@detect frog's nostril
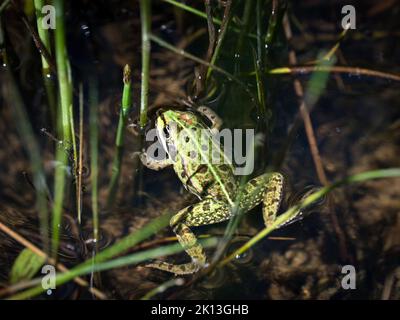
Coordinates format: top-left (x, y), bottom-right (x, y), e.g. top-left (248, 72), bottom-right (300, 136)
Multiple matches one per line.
top-left (156, 108), bottom-right (165, 117)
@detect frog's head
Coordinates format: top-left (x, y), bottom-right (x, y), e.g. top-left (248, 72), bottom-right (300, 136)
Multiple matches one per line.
top-left (155, 109), bottom-right (200, 149)
top-left (156, 110), bottom-right (199, 141)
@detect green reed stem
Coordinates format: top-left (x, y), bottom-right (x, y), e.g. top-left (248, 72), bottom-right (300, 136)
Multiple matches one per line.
top-left (67, 61), bottom-right (78, 172)
top-left (140, 0), bottom-right (151, 129)
top-left (163, 0), bottom-right (257, 39)
top-left (1, 17), bottom-right (49, 254)
top-left (254, 0), bottom-right (266, 120)
top-left (163, 0), bottom-right (220, 24)
top-left (206, 0), bottom-right (232, 81)
top-left (33, 0), bottom-right (51, 69)
top-left (89, 78), bottom-right (99, 242)
top-left (265, 0), bottom-right (280, 47)
top-left (236, 0), bottom-right (253, 54)
top-left (52, 146), bottom-right (67, 258)
top-left (0, 0), bottom-right (11, 13)
top-left (33, 0), bottom-right (57, 126)
top-left (149, 34), bottom-right (258, 106)
top-left (256, 0), bottom-right (264, 69)
top-left (52, 0), bottom-right (73, 258)
top-left (77, 83), bottom-right (84, 223)
top-left (253, 49), bottom-right (267, 118)
top-left (107, 65), bottom-right (133, 207)
top-left (53, 0), bottom-right (71, 143)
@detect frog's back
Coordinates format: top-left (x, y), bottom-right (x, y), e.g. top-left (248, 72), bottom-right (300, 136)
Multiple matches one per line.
top-left (171, 115), bottom-right (237, 202)
top-left (175, 158), bottom-right (237, 200)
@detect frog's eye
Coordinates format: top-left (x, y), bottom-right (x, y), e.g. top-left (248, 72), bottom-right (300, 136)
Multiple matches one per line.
top-left (163, 125), bottom-right (170, 138)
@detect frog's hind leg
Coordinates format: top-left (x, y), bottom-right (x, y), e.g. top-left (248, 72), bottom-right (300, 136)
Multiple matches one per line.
top-left (146, 199), bottom-right (231, 275)
top-left (239, 172), bottom-right (284, 227)
top-left (146, 223), bottom-right (206, 274)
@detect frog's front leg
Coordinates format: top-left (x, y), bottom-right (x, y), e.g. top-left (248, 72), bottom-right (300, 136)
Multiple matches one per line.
top-left (138, 151), bottom-right (171, 171)
top-left (146, 198), bottom-right (231, 274)
top-left (239, 172), bottom-right (284, 227)
top-left (197, 106), bottom-right (222, 134)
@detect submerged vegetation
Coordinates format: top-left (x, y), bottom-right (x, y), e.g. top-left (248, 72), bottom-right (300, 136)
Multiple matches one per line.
top-left (0, 0), bottom-right (399, 299)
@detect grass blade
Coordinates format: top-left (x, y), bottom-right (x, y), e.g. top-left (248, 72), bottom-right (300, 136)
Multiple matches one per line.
top-left (140, 0), bottom-right (151, 129)
top-left (89, 78), bottom-right (99, 242)
top-left (52, 0), bottom-right (73, 258)
top-left (10, 249), bottom-right (45, 284)
top-left (1, 17), bottom-right (50, 253)
top-left (33, 0), bottom-right (57, 124)
top-left (107, 65), bottom-right (133, 207)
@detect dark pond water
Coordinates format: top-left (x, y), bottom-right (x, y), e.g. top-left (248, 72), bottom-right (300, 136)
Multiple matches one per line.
top-left (0, 0), bottom-right (399, 300)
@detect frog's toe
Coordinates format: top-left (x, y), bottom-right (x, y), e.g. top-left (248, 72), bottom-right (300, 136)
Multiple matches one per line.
top-left (145, 261), bottom-right (201, 275)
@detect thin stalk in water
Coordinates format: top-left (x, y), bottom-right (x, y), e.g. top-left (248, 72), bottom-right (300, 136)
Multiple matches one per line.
top-left (33, 0), bottom-right (57, 124)
top-left (140, 0), bottom-right (151, 129)
top-left (77, 83), bottom-right (84, 223)
top-left (52, 0), bottom-right (73, 258)
top-left (89, 78), bottom-right (99, 242)
top-left (206, 0), bottom-right (232, 81)
top-left (107, 65), bottom-right (133, 207)
top-left (162, 0), bottom-right (257, 39)
top-left (1, 17), bottom-right (49, 254)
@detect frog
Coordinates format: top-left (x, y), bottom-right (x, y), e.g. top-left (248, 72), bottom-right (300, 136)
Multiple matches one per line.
top-left (139, 106), bottom-right (289, 275)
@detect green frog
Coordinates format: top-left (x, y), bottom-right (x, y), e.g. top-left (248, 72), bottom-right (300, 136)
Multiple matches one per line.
top-left (139, 106), bottom-right (288, 275)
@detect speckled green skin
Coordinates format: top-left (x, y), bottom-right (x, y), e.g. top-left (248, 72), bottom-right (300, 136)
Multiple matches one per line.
top-left (140, 107), bottom-right (284, 274)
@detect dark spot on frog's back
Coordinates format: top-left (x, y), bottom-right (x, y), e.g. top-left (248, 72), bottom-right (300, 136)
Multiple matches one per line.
top-left (202, 202), bottom-right (211, 211)
top-left (226, 181), bottom-right (235, 192)
top-left (197, 165), bottom-right (208, 174)
top-left (219, 164), bottom-right (231, 172)
top-left (250, 180), bottom-right (259, 187)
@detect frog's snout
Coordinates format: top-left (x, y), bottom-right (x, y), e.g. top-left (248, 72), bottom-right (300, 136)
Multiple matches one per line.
top-left (155, 108), bottom-right (165, 117)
